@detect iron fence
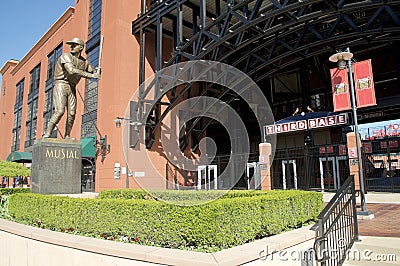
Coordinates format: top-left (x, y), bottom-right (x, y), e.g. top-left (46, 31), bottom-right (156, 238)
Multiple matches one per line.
top-left (165, 152), bottom-right (260, 190)
top-left (165, 144), bottom-right (353, 191)
top-left (164, 137), bottom-right (400, 192)
top-left (272, 144), bottom-right (350, 192)
top-left (362, 137), bottom-right (400, 192)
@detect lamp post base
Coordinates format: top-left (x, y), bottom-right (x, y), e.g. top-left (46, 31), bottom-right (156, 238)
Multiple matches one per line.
top-left (357, 210), bottom-right (374, 220)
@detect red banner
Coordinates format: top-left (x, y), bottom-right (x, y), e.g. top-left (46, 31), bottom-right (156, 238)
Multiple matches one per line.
top-left (330, 68), bottom-right (351, 111)
top-left (353, 59), bottom-right (376, 108)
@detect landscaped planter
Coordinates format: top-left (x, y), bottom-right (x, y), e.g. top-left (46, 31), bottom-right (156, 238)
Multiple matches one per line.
top-left (6, 189), bottom-right (323, 252)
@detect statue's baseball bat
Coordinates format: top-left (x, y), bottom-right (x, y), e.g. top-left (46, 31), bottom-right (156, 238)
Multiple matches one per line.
top-left (76, 35), bottom-right (105, 140)
top-left (97, 35), bottom-right (104, 74)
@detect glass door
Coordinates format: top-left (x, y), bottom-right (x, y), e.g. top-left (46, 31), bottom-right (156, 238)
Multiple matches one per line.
top-left (282, 160), bottom-right (297, 190)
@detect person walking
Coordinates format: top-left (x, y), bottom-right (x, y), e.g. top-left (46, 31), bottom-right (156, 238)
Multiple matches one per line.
top-left (43, 37), bottom-right (100, 139)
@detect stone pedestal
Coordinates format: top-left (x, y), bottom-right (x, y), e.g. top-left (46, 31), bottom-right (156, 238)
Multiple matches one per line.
top-left (31, 138), bottom-right (82, 194)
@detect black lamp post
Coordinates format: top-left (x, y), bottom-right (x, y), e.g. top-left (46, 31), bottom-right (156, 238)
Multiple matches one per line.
top-left (329, 48), bottom-right (369, 214)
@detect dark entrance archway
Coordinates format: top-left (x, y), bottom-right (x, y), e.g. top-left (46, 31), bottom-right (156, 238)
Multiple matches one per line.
top-left (131, 1), bottom-right (400, 188)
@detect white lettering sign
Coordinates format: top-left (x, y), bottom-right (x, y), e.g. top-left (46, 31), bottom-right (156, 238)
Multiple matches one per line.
top-left (264, 114), bottom-right (348, 135)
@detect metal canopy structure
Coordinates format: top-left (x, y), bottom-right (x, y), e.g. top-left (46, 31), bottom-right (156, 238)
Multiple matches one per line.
top-left (131, 0), bottom-right (400, 149)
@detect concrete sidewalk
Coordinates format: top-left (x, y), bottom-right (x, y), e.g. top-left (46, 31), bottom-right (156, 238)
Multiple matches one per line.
top-left (322, 191), bottom-right (400, 204)
top-left (343, 236), bottom-right (400, 265)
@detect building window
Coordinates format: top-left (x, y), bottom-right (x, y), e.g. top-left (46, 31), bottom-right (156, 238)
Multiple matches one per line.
top-left (12, 80), bottom-right (24, 151)
top-left (29, 64), bottom-right (40, 94)
top-left (310, 93), bottom-right (326, 111)
top-left (26, 64), bottom-right (40, 147)
top-left (81, 120), bottom-right (97, 138)
top-left (43, 45), bottom-right (63, 136)
top-left (81, 48), bottom-right (99, 138)
top-left (15, 79), bottom-right (24, 108)
top-left (26, 99), bottom-right (39, 147)
top-left (81, 0), bottom-right (102, 138)
top-left (88, 0), bottom-right (102, 39)
top-left (47, 45), bottom-right (62, 81)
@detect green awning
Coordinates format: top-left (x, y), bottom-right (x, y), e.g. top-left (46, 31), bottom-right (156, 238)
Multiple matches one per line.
top-left (6, 139), bottom-right (96, 161)
top-left (81, 136), bottom-right (96, 157)
top-left (6, 151), bottom-right (32, 162)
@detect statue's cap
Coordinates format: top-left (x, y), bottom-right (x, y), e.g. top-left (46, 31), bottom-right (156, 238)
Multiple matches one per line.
top-left (66, 37), bottom-right (84, 46)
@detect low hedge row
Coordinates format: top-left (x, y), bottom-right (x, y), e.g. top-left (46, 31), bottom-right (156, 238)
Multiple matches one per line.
top-left (8, 190), bottom-right (323, 252)
top-left (98, 188), bottom-right (305, 203)
top-left (0, 188), bottom-right (30, 196)
top-left (0, 188), bottom-right (30, 218)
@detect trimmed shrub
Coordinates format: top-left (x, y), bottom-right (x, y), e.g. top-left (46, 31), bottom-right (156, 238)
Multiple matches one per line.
top-left (98, 189), bottom-right (150, 200)
top-left (98, 188), bottom-right (307, 203)
top-left (0, 188), bottom-right (30, 196)
top-left (0, 160), bottom-right (31, 177)
top-left (8, 190), bottom-right (323, 252)
top-left (0, 188), bottom-right (30, 218)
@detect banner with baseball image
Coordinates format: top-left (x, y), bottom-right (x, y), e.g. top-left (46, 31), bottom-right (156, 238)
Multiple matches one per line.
top-left (330, 67), bottom-right (351, 112)
top-left (353, 59), bottom-right (376, 108)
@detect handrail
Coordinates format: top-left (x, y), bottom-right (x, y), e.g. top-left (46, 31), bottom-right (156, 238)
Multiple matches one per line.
top-left (314, 176), bottom-right (359, 266)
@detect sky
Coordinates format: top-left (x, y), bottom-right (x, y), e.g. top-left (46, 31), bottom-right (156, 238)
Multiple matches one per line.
top-left (0, 0), bottom-right (397, 136)
top-left (0, 0), bottom-right (75, 69)
top-left (358, 118), bottom-right (400, 140)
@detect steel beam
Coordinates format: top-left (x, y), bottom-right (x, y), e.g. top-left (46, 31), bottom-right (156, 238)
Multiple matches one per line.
top-left (131, 0), bottom-right (400, 148)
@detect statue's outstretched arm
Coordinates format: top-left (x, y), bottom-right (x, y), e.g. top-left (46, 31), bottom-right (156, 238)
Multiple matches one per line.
top-left (64, 62), bottom-right (100, 79)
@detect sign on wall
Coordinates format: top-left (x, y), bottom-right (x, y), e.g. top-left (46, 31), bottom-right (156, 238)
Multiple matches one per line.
top-left (264, 113), bottom-right (348, 135)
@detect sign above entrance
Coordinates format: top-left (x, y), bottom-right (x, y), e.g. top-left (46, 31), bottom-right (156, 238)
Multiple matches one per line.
top-left (264, 113), bottom-right (348, 135)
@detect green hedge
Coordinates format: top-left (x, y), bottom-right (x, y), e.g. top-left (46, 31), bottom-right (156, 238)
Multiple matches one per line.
top-left (98, 188), bottom-right (150, 200)
top-left (98, 188), bottom-right (307, 203)
top-left (0, 188), bottom-right (30, 218)
top-left (8, 190), bottom-right (323, 252)
top-left (0, 188), bottom-right (30, 196)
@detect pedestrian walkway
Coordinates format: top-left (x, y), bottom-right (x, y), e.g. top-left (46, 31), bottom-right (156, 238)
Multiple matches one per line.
top-left (322, 192), bottom-right (400, 236)
top-left (322, 191), bottom-right (400, 205)
top-left (342, 202), bottom-right (400, 265)
top-left (324, 192), bottom-right (400, 265)
top-left (343, 236), bottom-right (400, 265)
top-left (358, 203), bottom-right (400, 237)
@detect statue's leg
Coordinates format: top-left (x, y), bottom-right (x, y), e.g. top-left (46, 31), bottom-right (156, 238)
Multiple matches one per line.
top-left (64, 90), bottom-right (77, 138)
top-left (44, 84), bottom-right (67, 137)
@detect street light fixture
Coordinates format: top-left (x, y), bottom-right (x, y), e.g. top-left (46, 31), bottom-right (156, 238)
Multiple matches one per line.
top-left (114, 117), bottom-right (142, 188)
top-left (329, 48), bottom-right (369, 214)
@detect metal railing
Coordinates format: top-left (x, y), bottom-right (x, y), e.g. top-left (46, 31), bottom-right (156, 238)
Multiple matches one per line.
top-left (314, 177), bottom-right (359, 266)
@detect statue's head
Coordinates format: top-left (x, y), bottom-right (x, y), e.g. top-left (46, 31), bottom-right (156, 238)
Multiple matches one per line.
top-left (66, 37), bottom-right (84, 53)
top-left (66, 37), bottom-right (84, 46)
